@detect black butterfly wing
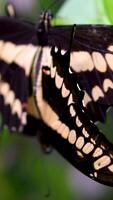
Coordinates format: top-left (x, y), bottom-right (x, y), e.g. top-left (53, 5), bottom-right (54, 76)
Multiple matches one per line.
top-left (0, 17), bottom-right (38, 131)
top-left (44, 25), bottom-right (113, 122)
top-left (1, 16), bottom-right (113, 186)
top-left (72, 25), bottom-right (113, 122)
top-left (35, 47), bottom-right (113, 187)
top-left (0, 17), bottom-right (113, 128)
top-left (0, 16), bottom-right (37, 44)
top-left (41, 124), bottom-right (113, 187)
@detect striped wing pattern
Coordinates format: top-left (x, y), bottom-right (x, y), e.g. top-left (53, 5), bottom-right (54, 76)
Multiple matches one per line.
top-left (0, 61), bottom-right (27, 132)
top-left (0, 39), bottom-right (37, 131)
top-left (1, 16), bottom-right (113, 122)
top-left (1, 14), bottom-right (113, 186)
top-left (34, 46), bottom-right (113, 186)
top-left (44, 25), bottom-right (113, 122)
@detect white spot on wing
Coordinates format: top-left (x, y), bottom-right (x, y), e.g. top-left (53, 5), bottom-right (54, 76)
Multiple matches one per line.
top-left (61, 126), bottom-right (69, 139)
top-left (53, 120), bottom-right (62, 131)
top-left (0, 81), bottom-right (15, 107)
top-left (58, 123), bottom-right (66, 135)
top-left (68, 130), bottom-right (76, 144)
top-left (76, 136), bottom-right (84, 149)
top-left (55, 72), bottom-right (63, 89)
top-left (108, 45), bottom-right (113, 52)
top-left (83, 91), bottom-right (91, 106)
top-left (103, 78), bottom-right (113, 92)
top-left (68, 94), bottom-right (74, 105)
top-left (92, 52), bottom-right (107, 72)
top-left (51, 66), bottom-right (56, 78)
top-left (61, 49), bottom-right (66, 55)
top-left (100, 144), bottom-right (106, 150)
top-left (76, 116), bottom-right (82, 127)
top-left (77, 83), bottom-right (81, 91)
top-left (110, 153), bottom-right (113, 159)
top-left (90, 138), bottom-right (96, 145)
top-left (69, 67), bottom-right (73, 74)
top-left (5, 90), bottom-right (15, 106)
top-left (93, 147), bottom-right (103, 158)
top-left (21, 112), bottom-right (27, 125)
top-left (69, 105), bottom-right (76, 117)
top-left (77, 151), bottom-right (84, 158)
top-left (82, 142), bottom-right (94, 154)
top-left (94, 172), bottom-right (97, 178)
top-left (82, 127), bottom-right (89, 138)
top-left (0, 82), bottom-right (10, 96)
top-left (54, 46), bottom-right (58, 52)
top-left (61, 83), bottom-right (70, 98)
top-left (108, 164), bottom-right (113, 172)
top-left (91, 85), bottom-right (104, 101)
top-left (105, 53), bottom-right (113, 71)
top-left (71, 51), bottom-right (94, 72)
top-left (0, 40), bottom-right (4, 51)
top-left (12, 99), bottom-right (22, 118)
top-left (94, 155), bottom-right (111, 170)
top-left (90, 173), bottom-right (93, 177)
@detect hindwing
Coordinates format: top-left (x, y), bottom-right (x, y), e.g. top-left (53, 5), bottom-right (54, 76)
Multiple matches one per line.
top-left (35, 46), bottom-right (113, 186)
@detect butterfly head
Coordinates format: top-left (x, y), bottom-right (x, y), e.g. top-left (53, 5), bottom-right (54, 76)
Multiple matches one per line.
top-left (38, 10), bottom-right (53, 32)
top-left (36, 11), bottom-right (53, 45)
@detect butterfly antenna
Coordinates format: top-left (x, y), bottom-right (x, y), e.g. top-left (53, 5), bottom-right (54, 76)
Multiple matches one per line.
top-left (68, 24), bottom-right (76, 53)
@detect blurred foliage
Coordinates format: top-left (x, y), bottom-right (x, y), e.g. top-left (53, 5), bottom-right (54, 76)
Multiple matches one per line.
top-left (0, 0), bottom-right (66, 22)
top-left (103, 0), bottom-right (113, 24)
top-left (0, 130), bottom-right (74, 200)
top-left (0, 0), bottom-right (113, 200)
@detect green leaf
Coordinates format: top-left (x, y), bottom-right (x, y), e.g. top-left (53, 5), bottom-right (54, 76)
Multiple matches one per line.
top-left (103, 0), bottom-right (113, 23)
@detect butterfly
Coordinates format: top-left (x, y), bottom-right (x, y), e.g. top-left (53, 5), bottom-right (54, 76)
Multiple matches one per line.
top-left (0, 3), bottom-right (113, 186)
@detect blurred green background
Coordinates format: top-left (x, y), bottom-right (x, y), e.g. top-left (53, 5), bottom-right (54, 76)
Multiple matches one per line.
top-left (0, 0), bottom-right (113, 199)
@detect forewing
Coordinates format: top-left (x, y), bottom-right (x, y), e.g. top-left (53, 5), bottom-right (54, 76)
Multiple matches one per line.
top-left (0, 16), bottom-right (37, 44)
top-left (46, 25), bottom-right (113, 122)
top-left (0, 17), bottom-right (38, 131)
top-left (35, 47), bottom-right (113, 187)
top-left (1, 17), bottom-right (113, 125)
